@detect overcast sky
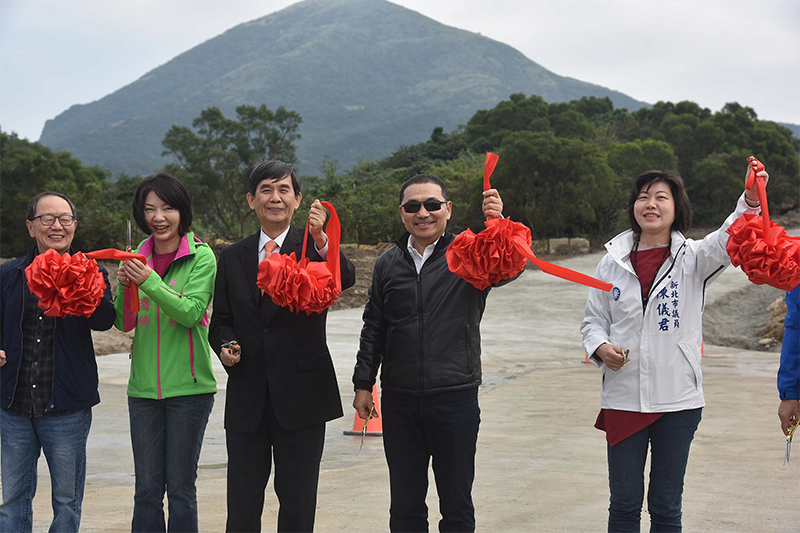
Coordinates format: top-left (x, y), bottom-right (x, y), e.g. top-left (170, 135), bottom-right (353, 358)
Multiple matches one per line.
top-left (1, 0), bottom-right (798, 142)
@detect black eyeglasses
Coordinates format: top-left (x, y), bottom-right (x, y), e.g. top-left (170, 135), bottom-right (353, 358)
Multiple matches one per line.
top-left (400, 199), bottom-right (447, 214)
top-left (30, 215), bottom-right (77, 227)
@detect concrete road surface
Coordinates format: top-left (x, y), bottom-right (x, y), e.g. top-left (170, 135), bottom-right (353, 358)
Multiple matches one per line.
top-left (9, 250), bottom-right (797, 532)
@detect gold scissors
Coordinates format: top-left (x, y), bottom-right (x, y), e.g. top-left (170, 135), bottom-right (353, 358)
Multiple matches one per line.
top-left (785, 418), bottom-right (798, 466)
top-left (359, 404), bottom-right (375, 456)
top-left (621, 349), bottom-right (630, 366)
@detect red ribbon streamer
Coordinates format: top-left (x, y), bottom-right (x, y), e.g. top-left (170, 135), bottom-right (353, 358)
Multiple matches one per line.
top-left (483, 152), bottom-right (499, 194)
top-left (447, 153), bottom-right (612, 292)
top-left (85, 249), bottom-right (148, 312)
top-left (257, 202), bottom-right (343, 314)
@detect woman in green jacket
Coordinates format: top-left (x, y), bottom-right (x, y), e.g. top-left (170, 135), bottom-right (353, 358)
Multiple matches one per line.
top-left (115, 172), bottom-right (217, 533)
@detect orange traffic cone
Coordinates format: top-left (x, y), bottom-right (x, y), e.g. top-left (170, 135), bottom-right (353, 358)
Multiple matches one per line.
top-left (343, 384), bottom-right (382, 436)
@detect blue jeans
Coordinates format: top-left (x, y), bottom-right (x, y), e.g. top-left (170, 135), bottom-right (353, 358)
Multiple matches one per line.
top-left (128, 394), bottom-right (214, 533)
top-left (0, 408), bottom-right (92, 533)
top-left (607, 408), bottom-right (703, 533)
top-left (382, 388), bottom-right (481, 533)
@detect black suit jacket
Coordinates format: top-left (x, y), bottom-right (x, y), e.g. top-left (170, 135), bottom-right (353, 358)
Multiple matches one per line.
top-left (209, 225), bottom-right (356, 433)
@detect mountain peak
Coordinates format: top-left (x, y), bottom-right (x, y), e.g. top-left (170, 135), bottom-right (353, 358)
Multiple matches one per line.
top-left (40, 0), bottom-right (646, 176)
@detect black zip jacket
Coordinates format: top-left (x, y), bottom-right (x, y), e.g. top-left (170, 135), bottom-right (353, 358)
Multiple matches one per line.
top-left (353, 232), bottom-right (515, 395)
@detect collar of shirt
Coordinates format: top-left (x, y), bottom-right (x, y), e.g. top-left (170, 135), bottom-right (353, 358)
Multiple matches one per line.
top-left (258, 226), bottom-right (291, 263)
top-left (407, 235), bottom-right (441, 273)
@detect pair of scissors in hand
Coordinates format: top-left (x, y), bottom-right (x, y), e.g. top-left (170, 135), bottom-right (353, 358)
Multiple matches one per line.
top-left (785, 418), bottom-right (798, 466)
top-left (359, 404), bottom-right (376, 456)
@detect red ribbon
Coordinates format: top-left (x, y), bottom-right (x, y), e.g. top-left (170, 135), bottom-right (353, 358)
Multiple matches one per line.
top-left (85, 249), bottom-right (148, 312)
top-left (300, 201), bottom-right (342, 294)
top-left (25, 249), bottom-right (107, 318)
top-left (483, 152), bottom-right (499, 194)
top-left (447, 153), bottom-right (612, 292)
top-left (257, 202), bottom-right (343, 314)
top-left (726, 157), bottom-right (800, 291)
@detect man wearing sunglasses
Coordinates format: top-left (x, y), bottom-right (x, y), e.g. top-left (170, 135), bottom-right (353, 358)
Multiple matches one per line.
top-left (0, 192), bottom-right (115, 532)
top-left (352, 174), bottom-right (511, 532)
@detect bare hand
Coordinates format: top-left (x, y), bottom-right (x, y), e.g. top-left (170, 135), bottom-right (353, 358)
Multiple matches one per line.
top-left (482, 189), bottom-right (504, 220)
top-left (308, 200), bottom-right (329, 249)
top-left (117, 268), bottom-right (131, 288)
top-left (122, 258), bottom-right (153, 286)
top-left (220, 345), bottom-right (241, 367)
top-left (353, 389), bottom-right (379, 420)
top-left (778, 399), bottom-right (800, 436)
top-left (744, 160), bottom-right (769, 205)
top-left (595, 343), bottom-right (628, 372)
top-left (0, 349), bottom-right (6, 368)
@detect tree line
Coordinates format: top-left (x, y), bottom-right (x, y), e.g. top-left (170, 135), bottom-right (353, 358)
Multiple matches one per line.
top-left (2, 95), bottom-right (798, 258)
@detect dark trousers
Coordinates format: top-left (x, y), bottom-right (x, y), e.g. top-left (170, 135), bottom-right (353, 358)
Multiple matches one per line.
top-left (607, 408), bottom-right (703, 533)
top-left (128, 394), bottom-right (214, 533)
top-left (225, 396), bottom-right (326, 533)
top-left (381, 388), bottom-right (481, 533)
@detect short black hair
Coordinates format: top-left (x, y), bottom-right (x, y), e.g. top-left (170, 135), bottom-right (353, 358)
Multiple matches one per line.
top-left (26, 191), bottom-right (77, 220)
top-left (133, 172), bottom-right (193, 236)
top-left (248, 160), bottom-right (301, 196)
top-left (399, 174), bottom-right (448, 204)
top-left (627, 170), bottom-right (692, 234)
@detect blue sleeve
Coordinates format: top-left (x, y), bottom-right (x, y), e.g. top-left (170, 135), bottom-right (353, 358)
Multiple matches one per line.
top-left (778, 286), bottom-right (800, 400)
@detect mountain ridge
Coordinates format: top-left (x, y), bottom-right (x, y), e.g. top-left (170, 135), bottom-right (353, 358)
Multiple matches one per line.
top-left (40, 0), bottom-right (649, 176)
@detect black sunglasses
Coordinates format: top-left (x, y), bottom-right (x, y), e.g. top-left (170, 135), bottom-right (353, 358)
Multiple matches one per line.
top-left (400, 199), bottom-right (447, 214)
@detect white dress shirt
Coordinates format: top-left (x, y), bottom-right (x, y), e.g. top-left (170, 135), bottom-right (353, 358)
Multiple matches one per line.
top-left (406, 235), bottom-right (440, 273)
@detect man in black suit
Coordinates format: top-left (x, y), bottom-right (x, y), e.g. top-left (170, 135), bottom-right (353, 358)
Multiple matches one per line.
top-left (209, 160), bottom-right (356, 532)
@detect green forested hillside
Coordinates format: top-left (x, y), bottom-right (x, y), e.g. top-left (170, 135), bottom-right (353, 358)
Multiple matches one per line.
top-left (4, 95), bottom-right (797, 258)
top-left (0, 132), bottom-right (144, 257)
top-left (38, 0), bottom-right (646, 178)
top-left (301, 96), bottom-right (800, 244)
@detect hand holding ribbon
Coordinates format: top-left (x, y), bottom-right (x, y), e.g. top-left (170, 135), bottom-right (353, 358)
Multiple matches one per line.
top-left (447, 153), bottom-right (612, 292)
top-left (726, 157), bottom-right (800, 291)
top-left (85, 249), bottom-right (148, 312)
top-left (257, 201), bottom-right (343, 314)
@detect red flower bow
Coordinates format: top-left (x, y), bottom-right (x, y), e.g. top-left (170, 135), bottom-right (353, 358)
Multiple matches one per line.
top-left (25, 249), bottom-right (106, 318)
top-left (257, 201), bottom-right (343, 315)
top-left (447, 153), bottom-right (612, 292)
top-left (726, 157), bottom-right (800, 291)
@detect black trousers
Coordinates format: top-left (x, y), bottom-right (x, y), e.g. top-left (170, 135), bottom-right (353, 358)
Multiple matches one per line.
top-left (381, 388), bottom-right (481, 533)
top-left (225, 396), bottom-right (325, 533)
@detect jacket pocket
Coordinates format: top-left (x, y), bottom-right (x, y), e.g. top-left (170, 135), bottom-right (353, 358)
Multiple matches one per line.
top-left (652, 343), bottom-right (701, 405)
top-left (678, 342), bottom-right (702, 390)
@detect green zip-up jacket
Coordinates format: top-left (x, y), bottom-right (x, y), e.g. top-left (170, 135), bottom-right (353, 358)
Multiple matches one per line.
top-left (114, 231), bottom-right (217, 399)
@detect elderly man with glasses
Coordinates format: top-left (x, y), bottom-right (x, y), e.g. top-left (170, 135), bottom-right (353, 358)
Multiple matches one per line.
top-left (0, 191), bottom-right (115, 533)
top-left (352, 174), bottom-right (516, 533)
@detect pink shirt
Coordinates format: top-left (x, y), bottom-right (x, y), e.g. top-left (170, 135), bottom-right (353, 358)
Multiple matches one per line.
top-left (152, 250), bottom-right (177, 278)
